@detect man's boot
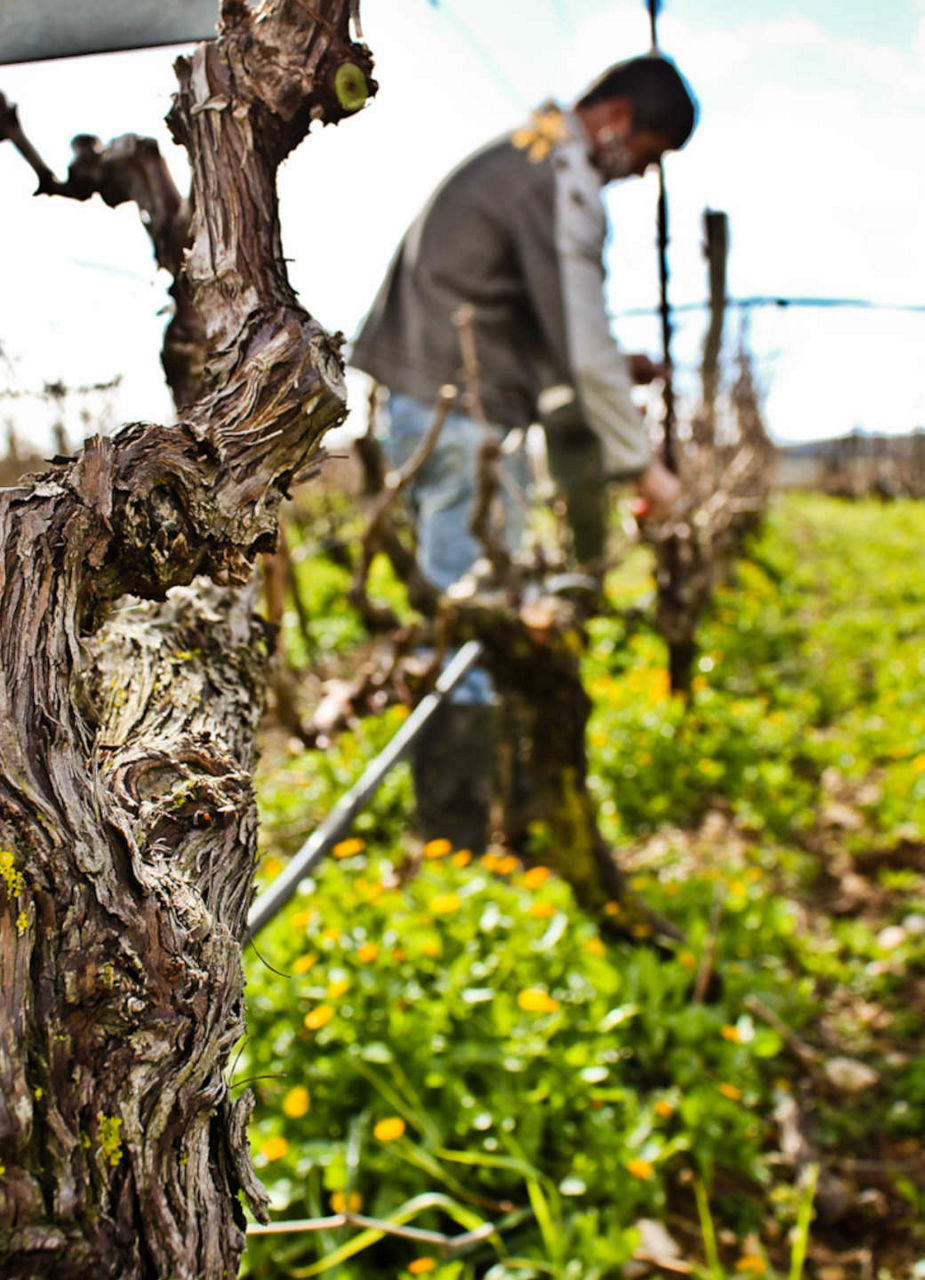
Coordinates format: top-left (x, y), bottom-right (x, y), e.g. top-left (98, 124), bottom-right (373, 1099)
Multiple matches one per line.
top-left (410, 701), bottom-right (496, 854)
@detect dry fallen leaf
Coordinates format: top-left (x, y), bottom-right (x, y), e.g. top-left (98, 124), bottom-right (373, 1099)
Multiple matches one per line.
top-left (823, 1056), bottom-right (880, 1092)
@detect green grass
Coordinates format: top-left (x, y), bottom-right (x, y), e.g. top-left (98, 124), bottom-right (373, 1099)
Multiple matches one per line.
top-left (240, 493), bottom-right (925, 1280)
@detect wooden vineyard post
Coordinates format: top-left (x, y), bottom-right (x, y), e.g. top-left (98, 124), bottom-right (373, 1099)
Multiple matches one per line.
top-left (697, 209), bottom-right (729, 449)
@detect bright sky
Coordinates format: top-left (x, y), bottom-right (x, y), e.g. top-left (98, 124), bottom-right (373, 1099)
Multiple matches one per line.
top-left (1, 0), bottom-right (923, 452)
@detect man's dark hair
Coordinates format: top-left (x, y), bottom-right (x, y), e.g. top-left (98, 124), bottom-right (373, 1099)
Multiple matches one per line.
top-left (577, 54), bottom-right (698, 149)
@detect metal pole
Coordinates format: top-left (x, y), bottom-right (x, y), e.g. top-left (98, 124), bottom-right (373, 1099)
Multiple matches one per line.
top-left (244, 639), bottom-right (484, 942)
top-left (647, 0), bottom-right (659, 51)
top-left (646, 0), bottom-right (692, 692)
top-left (655, 161), bottom-right (677, 472)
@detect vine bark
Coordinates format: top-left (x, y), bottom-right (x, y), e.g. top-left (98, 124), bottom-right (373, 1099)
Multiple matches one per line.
top-left (0, 3), bottom-right (374, 1276)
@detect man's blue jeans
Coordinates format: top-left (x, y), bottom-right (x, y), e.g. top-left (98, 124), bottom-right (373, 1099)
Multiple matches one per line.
top-left (381, 392), bottom-right (530, 703)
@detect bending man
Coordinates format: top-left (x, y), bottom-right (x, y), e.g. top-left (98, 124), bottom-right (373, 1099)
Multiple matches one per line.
top-left (351, 54), bottom-right (698, 850)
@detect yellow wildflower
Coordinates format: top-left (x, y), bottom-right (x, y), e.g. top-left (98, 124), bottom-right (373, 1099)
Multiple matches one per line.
top-left (523, 865), bottom-right (551, 888)
top-left (357, 942), bottom-right (379, 964)
top-left (423, 838), bottom-right (452, 859)
top-left (261, 1135), bottom-right (289, 1162)
top-left (481, 852), bottom-right (502, 871)
top-left (330, 1190), bottom-right (363, 1214)
top-left (585, 937), bottom-right (606, 957)
top-left (321, 928), bottom-right (341, 944)
top-left (912, 754), bottom-right (925, 773)
top-left (327, 979), bottom-right (350, 998)
top-left (452, 849), bottom-right (472, 868)
top-left (304, 1005), bottom-right (335, 1031)
top-left (408, 1260), bottom-right (437, 1276)
top-left (626, 1158), bottom-right (654, 1180)
top-left (719, 1083), bottom-right (742, 1101)
top-left (431, 894), bottom-right (461, 915)
top-left (604, 900), bottom-right (621, 916)
top-left (654, 1100), bottom-right (674, 1118)
top-left (282, 1086), bottom-right (310, 1118)
top-left (496, 855), bottom-right (519, 876)
top-left (292, 953), bottom-right (318, 975)
top-left (517, 988), bottom-right (560, 1014)
top-left (15, 912), bottom-right (28, 935)
top-left (262, 856), bottom-right (283, 880)
top-left (291, 908), bottom-right (316, 930)
top-left (721, 1025), bottom-right (741, 1043)
top-left (421, 939), bottom-right (442, 957)
top-left (332, 838), bottom-right (365, 859)
top-left (373, 1116), bottom-right (406, 1142)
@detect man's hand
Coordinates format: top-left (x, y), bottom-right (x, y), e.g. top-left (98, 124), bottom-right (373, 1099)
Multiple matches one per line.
top-left (627, 353), bottom-right (670, 385)
top-left (634, 459), bottom-right (681, 522)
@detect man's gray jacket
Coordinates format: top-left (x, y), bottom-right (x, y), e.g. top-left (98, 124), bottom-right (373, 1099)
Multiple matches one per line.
top-left (350, 107), bottom-right (651, 478)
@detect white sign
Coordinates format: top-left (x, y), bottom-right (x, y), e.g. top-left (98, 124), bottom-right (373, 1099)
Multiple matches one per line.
top-left (0, 0), bottom-right (220, 65)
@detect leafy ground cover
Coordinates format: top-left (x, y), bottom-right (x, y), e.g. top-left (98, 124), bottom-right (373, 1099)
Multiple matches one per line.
top-left (239, 493), bottom-right (925, 1280)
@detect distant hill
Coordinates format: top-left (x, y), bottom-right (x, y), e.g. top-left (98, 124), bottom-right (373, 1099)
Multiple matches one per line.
top-left (775, 429), bottom-right (925, 496)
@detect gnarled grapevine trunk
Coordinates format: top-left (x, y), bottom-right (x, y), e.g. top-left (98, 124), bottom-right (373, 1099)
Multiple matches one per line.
top-left (0, 3), bottom-right (374, 1276)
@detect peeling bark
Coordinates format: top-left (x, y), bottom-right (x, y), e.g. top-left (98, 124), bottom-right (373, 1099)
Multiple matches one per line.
top-left (0, 2), bottom-right (375, 1276)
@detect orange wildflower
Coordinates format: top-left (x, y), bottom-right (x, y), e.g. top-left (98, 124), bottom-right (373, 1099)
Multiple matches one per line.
top-left (735, 1256), bottom-right (767, 1275)
top-left (373, 1116), bottom-right (406, 1142)
top-left (304, 1005), bottom-right (335, 1031)
top-left (528, 902), bottom-right (555, 919)
top-left (332, 838), bottom-right (365, 859)
top-left (261, 1136), bottom-right (289, 1162)
top-left (423, 838), bottom-right (452, 859)
top-left (282, 1086), bottom-right (310, 1118)
top-left (330, 1190), bottom-right (363, 1214)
